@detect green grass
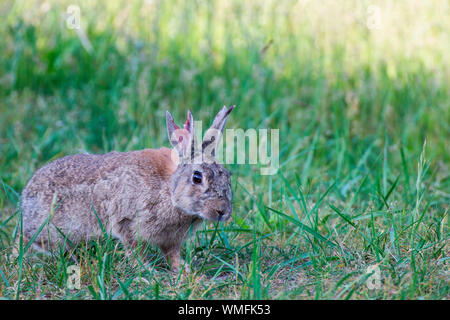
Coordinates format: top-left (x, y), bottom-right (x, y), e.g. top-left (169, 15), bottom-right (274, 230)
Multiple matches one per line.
top-left (0, 0), bottom-right (449, 299)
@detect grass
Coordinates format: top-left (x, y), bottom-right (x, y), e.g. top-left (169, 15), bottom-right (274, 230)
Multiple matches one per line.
top-left (0, 0), bottom-right (449, 299)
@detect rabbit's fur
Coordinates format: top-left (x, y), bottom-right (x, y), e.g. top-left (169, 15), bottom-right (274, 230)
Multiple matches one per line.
top-left (18, 106), bottom-right (235, 271)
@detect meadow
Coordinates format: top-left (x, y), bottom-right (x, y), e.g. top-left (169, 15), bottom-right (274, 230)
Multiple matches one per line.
top-left (0, 0), bottom-right (448, 299)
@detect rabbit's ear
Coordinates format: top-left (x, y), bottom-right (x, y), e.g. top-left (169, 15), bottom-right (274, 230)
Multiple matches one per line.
top-left (184, 109), bottom-right (196, 160)
top-left (166, 110), bottom-right (196, 159)
top-left (202, 105), bottom-right (235, 157)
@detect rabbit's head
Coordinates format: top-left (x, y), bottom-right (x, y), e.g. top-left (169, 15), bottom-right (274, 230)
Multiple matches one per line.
top-left (166, 106), bottom-right (235, 222)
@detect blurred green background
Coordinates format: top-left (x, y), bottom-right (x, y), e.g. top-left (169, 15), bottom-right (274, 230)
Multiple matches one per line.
top-left (0, 0), bottom-right (448, 186)
top-left (0, 0), bottom-right (448, 299)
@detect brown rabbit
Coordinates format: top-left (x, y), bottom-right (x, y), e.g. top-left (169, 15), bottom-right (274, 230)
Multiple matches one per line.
top-left (18, 106), bottom-right (235, 271)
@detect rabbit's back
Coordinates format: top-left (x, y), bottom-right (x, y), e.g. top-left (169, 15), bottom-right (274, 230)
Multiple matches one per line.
top-left (21, 149), bottom-right (176, 248)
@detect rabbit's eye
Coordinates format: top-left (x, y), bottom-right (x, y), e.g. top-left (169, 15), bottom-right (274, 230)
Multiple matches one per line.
top-left (192, 171), bottom-right (203, 184)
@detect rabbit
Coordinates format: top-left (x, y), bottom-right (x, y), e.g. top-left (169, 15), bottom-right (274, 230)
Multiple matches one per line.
top-left (16, 106), bottom-right (235, 272)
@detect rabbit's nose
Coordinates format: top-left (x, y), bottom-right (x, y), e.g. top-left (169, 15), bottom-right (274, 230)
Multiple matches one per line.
top-left (216, 209), bottom-right (225, 218)
top-left (216, 205), bottom-right (231, 221)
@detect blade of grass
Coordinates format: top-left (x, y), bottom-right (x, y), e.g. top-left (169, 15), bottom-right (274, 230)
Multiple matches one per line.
top-left (266, 206), bottom-right (335, 247)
